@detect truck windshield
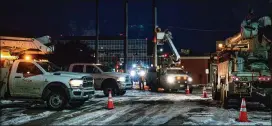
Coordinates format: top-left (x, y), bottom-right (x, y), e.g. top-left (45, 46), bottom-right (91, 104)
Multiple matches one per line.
top-left (250, 62), bottom-right (270, 71)
top-left (166, 69), bottom-right (186, 74)
top-left (37, 62), bottom-right (61, 72)
top-left (97, 65), bottom-right (113, 72)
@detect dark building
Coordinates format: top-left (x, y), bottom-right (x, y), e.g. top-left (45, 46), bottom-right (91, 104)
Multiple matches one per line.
top-left (55, 36), bottom-right (152, 67)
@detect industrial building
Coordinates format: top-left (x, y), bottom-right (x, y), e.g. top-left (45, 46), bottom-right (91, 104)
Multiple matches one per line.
top-left (56, 36), bottom-right (152, 67)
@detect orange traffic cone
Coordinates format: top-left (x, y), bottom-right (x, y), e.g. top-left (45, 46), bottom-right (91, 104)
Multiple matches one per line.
top-left (202, 86), bottom-right (208, 98)
top-left (237, 98), bottom-right (249, 122)
top-left (107, 90), bottom-right (114, 109)
top-left (185, 85), bottom-right (190, 95)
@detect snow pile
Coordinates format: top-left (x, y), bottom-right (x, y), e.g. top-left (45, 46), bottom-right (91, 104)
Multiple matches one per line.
top-left (1, 111), bottom-right (55, 125)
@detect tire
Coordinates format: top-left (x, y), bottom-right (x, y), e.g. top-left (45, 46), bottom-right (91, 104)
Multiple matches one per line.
top-left (102, 79), bottom-right (119, 97)
top-left (220, 85), bottom-right (229, 109)
top-left (164, 89), bottom-right (171, 93)
top-left (223, 96), bottom-right (230, 109)
top-left (172, 89), bottom-right (178, 92)
top-left (269, 94), bottom-right (272, 109)
top-left (189, 88), bottom-right (193, 94)
top-left (212, 84), bottom-right (220, 100)
top-left (69, 101), bottom-right (85, 108)
top-left (150, 82), bottom-right (158, 92)
top-left (117, 90), bottom-right (126, 96)
top-left (47, 91), bottom-right (67, 110)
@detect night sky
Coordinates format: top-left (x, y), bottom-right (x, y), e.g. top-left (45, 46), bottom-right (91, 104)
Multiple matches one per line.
top-left (1, 0), bottom-right (271, 53)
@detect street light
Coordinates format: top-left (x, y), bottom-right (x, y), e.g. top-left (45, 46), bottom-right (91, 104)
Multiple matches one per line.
top-left (159, 48), bottom-right (163, 52)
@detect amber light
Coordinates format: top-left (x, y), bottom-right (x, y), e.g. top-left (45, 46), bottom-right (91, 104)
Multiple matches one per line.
top-left (24, 55), bottom-right (32, 60)
top-left (176, 76), bottom-right (181, 80)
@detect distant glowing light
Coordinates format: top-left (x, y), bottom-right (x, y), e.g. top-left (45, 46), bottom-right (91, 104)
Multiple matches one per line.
top-left (24, 55), bottom-right (32, 60)
top-left (218, 43), bottom-right (223, 48)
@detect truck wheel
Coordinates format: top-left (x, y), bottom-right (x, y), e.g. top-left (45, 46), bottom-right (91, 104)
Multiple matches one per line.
top-left (212, 86), bottom-right (220, 100)
top-left (47, 91), bottom-right (67, 110)
top-left (117, 90), bottom-right (126, 96)
top-left (189, 88), bottom-right (193, 93)
top-left (164, 89), bottom-right (171, 93)
top-left (69, 101), bottom-right (85, 108)
top-left (102, 79), bottom-right (119, 97)
top-left (151, 83), bottom-right (158, 92)
top-left (269, 94), bottom-right (272, 110)
top-left (220, 87), bottom-right (229, 109)
top-left (172, 89), bottom-right (178, 92)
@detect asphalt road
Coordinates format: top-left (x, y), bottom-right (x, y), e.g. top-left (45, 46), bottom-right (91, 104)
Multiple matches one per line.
top-left (1, 88), bottom-right (271, 125)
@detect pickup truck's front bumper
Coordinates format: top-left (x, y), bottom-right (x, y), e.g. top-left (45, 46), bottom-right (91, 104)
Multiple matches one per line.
top-left (161, 81), bottom-right (192, 90)
top-left (118, 81), bottom-right (133, 90)
top-left (69, 87), bottom-right (95, 101)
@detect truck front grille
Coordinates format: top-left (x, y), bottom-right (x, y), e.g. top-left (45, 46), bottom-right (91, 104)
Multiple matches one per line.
top-left (82, 76), bottom-right (94, 87)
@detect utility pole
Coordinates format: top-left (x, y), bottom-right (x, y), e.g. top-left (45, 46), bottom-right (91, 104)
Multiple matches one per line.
top-left (152, 0), bottom-right (158, 67)
top-left (95, 0), bottom-right (99, 63)
top-left (124, 0), bottom-right (128, 72)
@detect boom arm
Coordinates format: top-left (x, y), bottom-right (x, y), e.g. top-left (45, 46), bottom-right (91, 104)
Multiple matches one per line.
top-left (0, 36), bottom-right (53, 55)
top-left (164, 31), bottom-right (181, 62)
top-left (223, 15), bottom-right (272, 51)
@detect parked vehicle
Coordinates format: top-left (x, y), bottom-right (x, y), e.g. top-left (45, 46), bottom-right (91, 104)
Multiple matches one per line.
top-left (0, 36), bottom-right (95, 110)
top-left (68, 63), bottom-right (132, 96)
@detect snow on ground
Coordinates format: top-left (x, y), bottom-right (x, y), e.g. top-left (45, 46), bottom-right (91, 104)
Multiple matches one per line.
top-left (183, 107), bottom-right (271, 125)
top-left (1, 111), bottom-right (55, 125)
top-left (0, 100), bottom-right (24, 105)
top-left (0, 90), bottom-right (271, 125)
top-left (93, 89), bottom-right (212, 102)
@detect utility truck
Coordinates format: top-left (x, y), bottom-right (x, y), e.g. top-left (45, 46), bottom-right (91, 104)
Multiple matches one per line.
top-left (0, 36), bottom-right (95, 110)
top-left (210, 12), bottom-right (272, 108)
top-left (146, 28), bottom-right (193, 92)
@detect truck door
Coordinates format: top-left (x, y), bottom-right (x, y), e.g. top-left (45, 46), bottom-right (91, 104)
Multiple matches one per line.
top-left (85, 65), bottom-right (103, 89)
top-left (12, 62), bottom-right (44, 97)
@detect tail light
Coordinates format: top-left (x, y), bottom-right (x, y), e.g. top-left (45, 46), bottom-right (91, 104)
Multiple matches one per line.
top-left (258, 76), bottom-right (271, 82)
top-left (232, 76), bottom-right (239, 81)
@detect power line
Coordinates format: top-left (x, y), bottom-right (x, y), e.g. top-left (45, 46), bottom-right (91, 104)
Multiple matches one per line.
top-left (128, 24), bottom-right (239, 32)
top-left (167, 26), bottom-right (239, 32)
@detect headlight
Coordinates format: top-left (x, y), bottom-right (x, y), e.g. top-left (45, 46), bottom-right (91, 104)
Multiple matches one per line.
top-left (167, 76), bottom-right (175, 83)
top-left (188, 77), bottom-right (193, 82)
top-left (117, 77), bottom-right (126, 82)
top-left (130, 70), bottom-right (136, 76)
top-left (69, 79), bottom-right (83, 87)
top-left (139, 70), bottom-right (146, 76)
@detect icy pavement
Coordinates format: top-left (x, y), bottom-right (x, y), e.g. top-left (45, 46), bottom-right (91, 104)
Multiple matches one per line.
top-left (0, 89), bottom-right (271, 125)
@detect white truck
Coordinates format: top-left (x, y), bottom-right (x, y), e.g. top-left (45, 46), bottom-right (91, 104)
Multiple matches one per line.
top-left (146, 67), bottom-right (193, 92)
top-left (146, 28), bottom-right (194, 92)
top-left (68, 63), bottom-right (132, 96)
top-left (0, 36), bottom-right (95, 110)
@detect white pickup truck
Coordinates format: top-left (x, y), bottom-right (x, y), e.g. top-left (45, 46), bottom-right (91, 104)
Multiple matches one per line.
top-left (0, 59), bottom-right (95, 110)
top-left (68, 63), bottom-right (133, 96)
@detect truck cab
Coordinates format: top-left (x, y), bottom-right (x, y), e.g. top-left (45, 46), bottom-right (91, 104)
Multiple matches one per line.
top-left (146, 67), bottom-right (193, 93)
top-left (68, 63), bottom-right (132, 96)
top-left (0, 58), bottom-right (95, 110)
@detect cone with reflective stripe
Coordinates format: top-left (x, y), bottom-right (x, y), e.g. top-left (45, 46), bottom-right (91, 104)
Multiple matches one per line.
top-left (107, 90), bottom-right (114, 109)
top-left (185, 85), bottom-right (190, 95)
top-left (238, 98), bottom-right (249, 122)
top-left (202, 86), bottom-right (208, 98)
